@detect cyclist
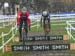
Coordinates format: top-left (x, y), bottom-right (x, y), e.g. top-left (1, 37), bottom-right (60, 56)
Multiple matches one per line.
top-left (40, 10), bottom-right (51, 36)
top-left (19, 7), bottom-right (30, 40)
top-left (17, 8), bottom-right (31, 30)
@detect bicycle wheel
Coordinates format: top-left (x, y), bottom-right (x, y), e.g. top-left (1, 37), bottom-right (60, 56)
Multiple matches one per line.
top-left (22, 29), bottom-right (25, 45)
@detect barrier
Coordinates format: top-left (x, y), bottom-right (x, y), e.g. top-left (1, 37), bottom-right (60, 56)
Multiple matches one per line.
top-left (13, 35), bottom-right (69, 42)
top-left (4, 43), bottom-right (75, 52)
top-left (0, 20), bottom-right (17, 53)
top-left (0, 18), bottom-right (15, 28)
top-left (0, 12), bottom-right (75, 20)
top-left (0, 15), bottom-right (16, 19)
top-left (66, 21), bottom-right (75, 40)
top-left (1, 25), bottom-right (17, 53)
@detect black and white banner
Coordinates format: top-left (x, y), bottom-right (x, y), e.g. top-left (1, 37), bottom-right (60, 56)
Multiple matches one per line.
top-left (12, 44), bottom-right (70, 51)
top-left (20, 35), bottom-right (63, 41)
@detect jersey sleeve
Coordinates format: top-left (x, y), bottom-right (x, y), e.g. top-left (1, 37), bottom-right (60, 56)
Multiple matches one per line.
top-left (17, 11), bottom-right (21, 25)
top-left (26, 12), bottom-right (29, 18)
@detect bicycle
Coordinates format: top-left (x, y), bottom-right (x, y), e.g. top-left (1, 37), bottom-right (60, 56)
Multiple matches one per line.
top-left (22, 23), bottom-right (28, 45)
top-left (41, 16), bottom-right (50, 36)
top-left (19, 16), bottom-right (29, 46)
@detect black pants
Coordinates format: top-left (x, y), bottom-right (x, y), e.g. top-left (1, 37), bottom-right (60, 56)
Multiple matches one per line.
top-left (19, 17), bottom-right (28, 39)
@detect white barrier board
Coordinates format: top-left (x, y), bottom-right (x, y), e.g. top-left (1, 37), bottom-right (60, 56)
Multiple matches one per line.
top-left (0, 13), bottom-right (75, 20)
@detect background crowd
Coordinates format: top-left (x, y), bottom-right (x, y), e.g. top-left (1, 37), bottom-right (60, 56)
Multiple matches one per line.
top-left (0, 0), bottom-right (75, 15)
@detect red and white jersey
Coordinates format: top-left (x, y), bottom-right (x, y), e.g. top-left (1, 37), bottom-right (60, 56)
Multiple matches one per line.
top-left (17, 11), bottom-right (31, 26)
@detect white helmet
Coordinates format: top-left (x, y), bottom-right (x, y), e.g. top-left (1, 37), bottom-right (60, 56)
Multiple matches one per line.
top-left (21, 7), bottom-right (27, 13)
top-left (42, 11), bottom-right (48, 16)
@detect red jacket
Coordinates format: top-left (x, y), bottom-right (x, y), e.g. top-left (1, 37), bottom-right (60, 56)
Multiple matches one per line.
top-left (17, 11), bottom-right (31, 26)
